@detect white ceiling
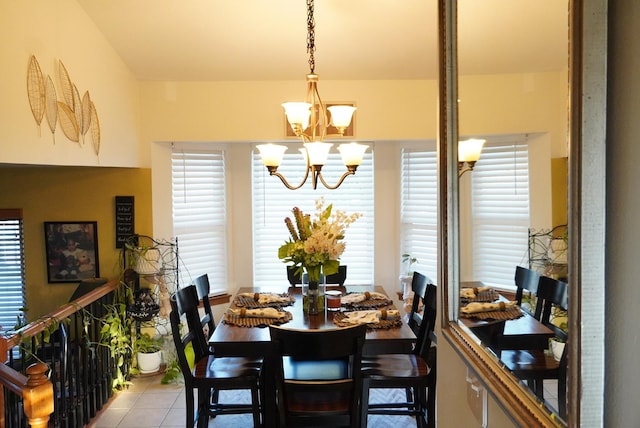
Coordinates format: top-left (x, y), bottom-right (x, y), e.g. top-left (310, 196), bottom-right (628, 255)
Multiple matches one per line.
top-left (76, 0), bottom-right (568, 82)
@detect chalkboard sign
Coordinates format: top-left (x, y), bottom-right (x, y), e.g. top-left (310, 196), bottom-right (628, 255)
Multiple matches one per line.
top-left (115, 196), bottom-right (135, 248)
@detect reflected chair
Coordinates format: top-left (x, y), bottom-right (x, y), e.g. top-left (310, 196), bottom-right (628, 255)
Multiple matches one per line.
top-left (499, 275), bottom-right (568, 418)
top-left (360, 272), bottom-right (437, 428)
top-left (269, 323), bottom-right (367, 427)
top-left (514, 266), bottom-right (541, 314)
top-left (170, 285), bottom-right (263, 427)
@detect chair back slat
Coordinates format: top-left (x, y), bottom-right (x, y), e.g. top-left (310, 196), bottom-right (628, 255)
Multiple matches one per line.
top-left (192, 274), bottom-right (216, 338)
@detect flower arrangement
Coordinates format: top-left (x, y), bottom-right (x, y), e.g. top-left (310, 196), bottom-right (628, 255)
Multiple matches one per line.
top-left (278, 198), bottom-right (361, 284)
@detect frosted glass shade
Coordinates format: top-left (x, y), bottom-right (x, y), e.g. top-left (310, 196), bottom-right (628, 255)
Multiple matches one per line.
top-left (338, 142), bottom-right (368, 166)
top-left (327, 105), bottom-right (357, 128)
top-left (282, 102), bottom-right (312, 130)
top-left (304, 142), bottom-right (333, 165)
top-left (257, 143), bottom-right (287, 167)
top-left (458, 138), bottom-right (485, 162)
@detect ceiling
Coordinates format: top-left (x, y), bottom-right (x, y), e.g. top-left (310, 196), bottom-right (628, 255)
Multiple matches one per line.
top-left (76, 0), bottom-right (568, 82)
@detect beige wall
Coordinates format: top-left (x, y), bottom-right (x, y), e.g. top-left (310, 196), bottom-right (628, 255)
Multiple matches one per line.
top-left (0, 1), bottom-right (142, 167)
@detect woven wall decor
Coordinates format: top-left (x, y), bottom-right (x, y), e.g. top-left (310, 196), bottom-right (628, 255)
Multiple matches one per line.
top-left (26, 55), bottom-right (101, 156)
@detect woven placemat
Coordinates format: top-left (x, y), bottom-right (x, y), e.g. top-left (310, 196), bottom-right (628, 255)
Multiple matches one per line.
top-left (459, 305), bottom-right (523, 321)
top-left (233, 293), bottom-right (295, 308)
top-left (342, 293), bottom-right (392, 310)
top-left (461, 289), bottom-right (499, 303)
top-left (222, 310), bottom-right (293, 328)
top-left (332, 312), bottom-right (402, 329)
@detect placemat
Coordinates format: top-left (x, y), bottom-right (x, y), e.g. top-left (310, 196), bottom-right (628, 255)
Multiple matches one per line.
top-left (332, 312), bottom-right (402, 329)
top-left (342, 293), bottom-right (392, 310)
top-left (222, 310), bottom-right (293, 328)
top-left (233, 293), bottom-right (296, 308)
top-left (459, 305), bottom-right (523, 321)
top-left (461, 289), bottom-right (499, 303)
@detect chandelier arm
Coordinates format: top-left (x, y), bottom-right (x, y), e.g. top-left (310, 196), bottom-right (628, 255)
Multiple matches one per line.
top-left (317, 166), bottom-right (358, 190)
top-left (268, 167), bottom-right (312, 191)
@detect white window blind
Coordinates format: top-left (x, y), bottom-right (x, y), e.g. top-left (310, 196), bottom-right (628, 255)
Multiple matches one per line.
top-left (252, 145), bottom-right (374, 287)
top-left (172, 149), bottom-right (228, 294)
top-left (471, 138), bottom-right (530, 288)
top-left (0, 209), bottom-right (26, 335)
top-left (400, 145), bottom-right (438, 282)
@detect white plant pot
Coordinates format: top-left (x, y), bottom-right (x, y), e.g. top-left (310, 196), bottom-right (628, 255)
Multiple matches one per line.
top-left (132, 248), bottom-right (161, 275)
top-left (137, 350), bottom-right (162, 374)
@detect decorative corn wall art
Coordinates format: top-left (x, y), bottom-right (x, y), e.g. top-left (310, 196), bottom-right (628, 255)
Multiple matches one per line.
top-left (26, 55), bottom-right (101, 156)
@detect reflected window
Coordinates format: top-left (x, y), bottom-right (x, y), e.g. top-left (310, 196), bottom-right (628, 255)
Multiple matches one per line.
top-left (469, 136), bottom-right (530, 287)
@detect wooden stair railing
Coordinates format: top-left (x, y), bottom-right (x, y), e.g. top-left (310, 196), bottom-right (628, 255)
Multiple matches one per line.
top-left (0, 279), bottom-right (125, 428)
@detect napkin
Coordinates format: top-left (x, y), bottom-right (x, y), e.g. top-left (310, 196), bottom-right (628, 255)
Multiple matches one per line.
top-left (238, 292), bottom-right (291, 304)
top-left (460, 301), bottom-right (517, 315)
top-left (340, 309), bottom-right (400, 325)
top-left (460, 286), bottom-right (493, 299)
top-left (341, 291), bottom-right (389, 304)
top-left (225, 307), bottom-right (286, 318)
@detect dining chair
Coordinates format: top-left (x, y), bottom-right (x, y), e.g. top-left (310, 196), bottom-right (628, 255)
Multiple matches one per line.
top-left (169, 285), bottom-right (263, 427)
top-left (325, 265), bottom-right (347, 286)
top-left (360, 274), bottom-right (437, 428)
top-left (499, 275), bottom-right (568, 418)
top-left (268, 323), bottom-right (368, 428)
top-left (514, 265), bottom-right (541, 314)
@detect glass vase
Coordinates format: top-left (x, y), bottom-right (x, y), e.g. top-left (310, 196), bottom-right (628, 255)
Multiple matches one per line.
top-left (302, 266), bottom-right (325, 315)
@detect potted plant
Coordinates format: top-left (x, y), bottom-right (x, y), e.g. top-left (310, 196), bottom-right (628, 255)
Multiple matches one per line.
top-left (134, 332), bottom-right (164, 374)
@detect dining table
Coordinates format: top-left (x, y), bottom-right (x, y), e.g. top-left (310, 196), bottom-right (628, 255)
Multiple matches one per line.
top-left (457, 281), bottom-right (554, 356)
top-left (209, 284), bottom-right (416, 427)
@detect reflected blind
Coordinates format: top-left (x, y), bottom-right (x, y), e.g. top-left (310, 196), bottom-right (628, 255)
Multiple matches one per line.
top-left (172, 149), bottom-right (228, 294)
top-left (471, 138), bottom-right (530, 287)
top-left (0, 209), bottom-right (26, 335)
top-left (400, 145), bottom-right (438, 282)
top-left (252, 146), bottom-right (374, 286)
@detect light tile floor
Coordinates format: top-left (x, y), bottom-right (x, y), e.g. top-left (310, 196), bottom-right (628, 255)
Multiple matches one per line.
top-left (87, 373), bottom-right (419, 427)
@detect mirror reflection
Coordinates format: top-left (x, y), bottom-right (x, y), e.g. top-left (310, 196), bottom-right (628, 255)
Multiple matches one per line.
top-left (455, 0), bottom-right (569, 421)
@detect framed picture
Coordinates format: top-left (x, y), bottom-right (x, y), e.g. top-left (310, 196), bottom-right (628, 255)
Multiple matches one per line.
top-left (44, 221), bottom-right (99, 283)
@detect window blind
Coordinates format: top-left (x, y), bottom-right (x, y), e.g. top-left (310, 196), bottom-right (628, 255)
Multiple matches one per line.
top-left (172, 149), bottom-right (228, 294)
top-left (400, 145), bottom-right (438, 282)
top-left (0, 209), bottom-right (26, 335)
top-left (470, 138), bottom-right (530, 288)
top-left (252, 145), bottom-right (374, 286)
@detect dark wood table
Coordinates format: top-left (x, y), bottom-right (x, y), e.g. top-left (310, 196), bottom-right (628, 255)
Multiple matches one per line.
top-left (209, 284), bottom-right (415, 427)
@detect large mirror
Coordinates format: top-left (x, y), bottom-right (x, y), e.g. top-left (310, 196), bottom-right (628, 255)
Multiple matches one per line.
top-left (439, 0), bottom-right (606, 427)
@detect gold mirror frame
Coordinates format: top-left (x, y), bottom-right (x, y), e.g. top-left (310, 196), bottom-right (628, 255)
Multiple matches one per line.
top-left (437, 0), bottom-right (607, 426)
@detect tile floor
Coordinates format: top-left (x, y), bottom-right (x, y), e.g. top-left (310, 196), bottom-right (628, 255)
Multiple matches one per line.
top-left (87, 373), bottom-right (418, 427)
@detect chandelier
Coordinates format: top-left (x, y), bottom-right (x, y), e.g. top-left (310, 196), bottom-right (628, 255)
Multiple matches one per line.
top-left (257, 0), bottom-right (368, 190)
top-left (458, 138), bottom-right (485, 177)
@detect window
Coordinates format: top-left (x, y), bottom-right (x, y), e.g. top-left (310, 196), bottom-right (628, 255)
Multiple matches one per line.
top-left (252, 145), bottom-right (374, 286)
top-left (0, 209), bottom-right (26, 335)
top-left (400, 143), bottom-right (438, 282)
top-left (172, 148), bottom-right (228, 294)
top-left (470, 136), bottom-right (530, 288)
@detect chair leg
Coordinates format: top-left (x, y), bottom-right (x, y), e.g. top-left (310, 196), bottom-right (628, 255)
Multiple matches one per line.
top-left (185, 388), bottom-right (195, 428)
top-left (360, 379), bottom-right (370, 428)
top-left (251, 386), bottom-right (261, 428)
top-left (210, 388), bottom-right (220, 419)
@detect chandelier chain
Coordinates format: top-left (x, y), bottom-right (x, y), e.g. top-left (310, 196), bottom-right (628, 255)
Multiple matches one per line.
top-left (306, 0), bottom-right (316, 73)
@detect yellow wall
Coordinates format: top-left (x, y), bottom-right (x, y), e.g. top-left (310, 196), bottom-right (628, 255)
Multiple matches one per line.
top-left (0, 167), bottom-right (152, 318)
